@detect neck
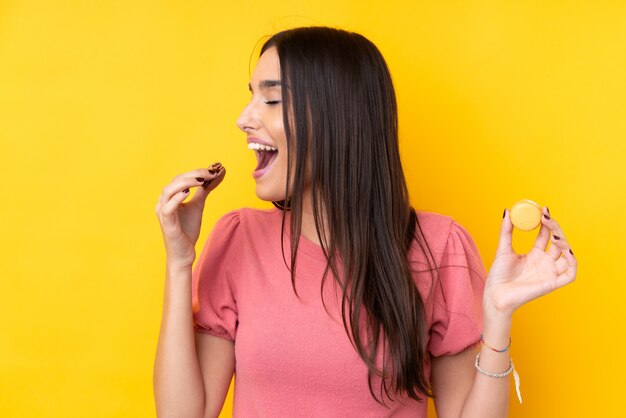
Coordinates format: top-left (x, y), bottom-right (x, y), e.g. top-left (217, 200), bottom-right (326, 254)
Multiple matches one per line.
top-left (299, 190), bottom-right (327, 247)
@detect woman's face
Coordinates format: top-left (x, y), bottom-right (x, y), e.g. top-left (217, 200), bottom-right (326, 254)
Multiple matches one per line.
top-left (236, 46), bottom-right (291, 202)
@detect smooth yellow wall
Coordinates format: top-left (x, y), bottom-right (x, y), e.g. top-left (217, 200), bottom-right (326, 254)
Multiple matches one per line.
top-left (1, 1), bottom-right (623, 417)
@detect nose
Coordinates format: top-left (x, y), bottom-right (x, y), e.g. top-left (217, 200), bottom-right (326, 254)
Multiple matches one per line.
top-left (236, 102), bottom-right (257, 133)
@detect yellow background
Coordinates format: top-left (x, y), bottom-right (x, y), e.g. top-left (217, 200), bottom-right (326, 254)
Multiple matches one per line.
top-left (1, 1), bottom-right (624, 417)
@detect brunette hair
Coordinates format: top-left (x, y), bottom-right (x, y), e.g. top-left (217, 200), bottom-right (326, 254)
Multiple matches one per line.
top-left (260, 26), bottom-right (440, 405)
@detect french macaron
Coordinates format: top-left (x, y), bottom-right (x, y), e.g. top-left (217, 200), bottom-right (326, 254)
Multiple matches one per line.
top-left (510, 199), bottom-right (543, 231)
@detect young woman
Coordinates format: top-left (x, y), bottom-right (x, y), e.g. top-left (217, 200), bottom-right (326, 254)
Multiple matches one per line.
top-left (153, 26), bottom-right (577, 417)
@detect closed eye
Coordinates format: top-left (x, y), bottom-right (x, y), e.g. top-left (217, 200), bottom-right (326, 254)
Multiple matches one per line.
top-left (264, 100), bottom-right (281, 105)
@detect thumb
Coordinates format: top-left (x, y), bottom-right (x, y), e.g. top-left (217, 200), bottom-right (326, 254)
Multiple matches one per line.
top-left (496, 208), bottom-right (514, 255)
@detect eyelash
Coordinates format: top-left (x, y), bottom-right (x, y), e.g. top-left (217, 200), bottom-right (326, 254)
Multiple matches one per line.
top-left (264, 100), bottom-right (281, 106)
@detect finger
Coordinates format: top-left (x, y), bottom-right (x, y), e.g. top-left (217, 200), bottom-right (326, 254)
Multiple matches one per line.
top-left (161, 162), bottom-right (223, 205)
top-left (170, 162), bottom-right (222, 184)
top-left (547, 231), bottom-right (570, 260)
top-left (555, 263), bottom-right (577, 289)
top-left (555, 257), bottom-right (569, 275)
top-left (159, 176), bottom-right (206, 208)
top-left (189, 167), bottom-right (226, 205)
top-left (160, 188), bottom-right (191, 232)
top-left (540, 208), bottom-right (568, 243)
top-left (496, 208), bottom-right (514, 255)
top-left (554, 244), bottom-right (577, 289)
top-left (547, 229), bottom-right (570, 261)
top-left (541, 209), bottom-right (573, 248)
top-left (565, 246), bottom-right (576, 260)
top-left (533, 221), bottom-right (551, 252)
top-left (562, 244), bottom-right (577, 268)
top-left (160, 167), bottom-right (223, 206)
top-left (547, 243), bottom-right (562, 260)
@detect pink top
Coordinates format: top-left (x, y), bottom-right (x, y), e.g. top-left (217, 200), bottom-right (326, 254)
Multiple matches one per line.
top-left (192, 207), bottom-right (486, 417)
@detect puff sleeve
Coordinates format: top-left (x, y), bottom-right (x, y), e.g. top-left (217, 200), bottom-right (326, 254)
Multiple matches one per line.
top-left (191, 210), bottom-right (241, 342)
top-left (428, 220), bottom-right (486, 357)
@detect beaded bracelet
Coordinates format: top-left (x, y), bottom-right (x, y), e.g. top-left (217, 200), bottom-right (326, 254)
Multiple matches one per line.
top-left (480, 333), bottom-right (511, 353)
top-left (474, 353), bottom-right (523, 404)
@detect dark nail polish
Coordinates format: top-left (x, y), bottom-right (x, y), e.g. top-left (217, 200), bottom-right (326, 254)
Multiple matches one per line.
top-left (546, 206), bottom-right (550, 215)
top-left (202, 179), bottom-right (213, 189)
top-left (553, 235), bottom-right (561, 240)
top-left (569, 248), bottom-right (574, 256)
top-left (182, 188), bottom-right (189, 193)
top-left (210, 162), bottom-right (222, 169)
top-left (208, 169), bottom-right (219, 175)
top-left (544, 213), bottom-right (551, 220)
top-left (503, 208), bottom-right (506, 218)
top-left (196, 177), bottom-right (205, 182)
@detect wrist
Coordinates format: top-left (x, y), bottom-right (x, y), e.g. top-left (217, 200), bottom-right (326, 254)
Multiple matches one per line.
top-left (166, 259), bottom-right (194, 274)
top-left (482, 309), bottom-right (512, 350)
top-left (165, 257), bottom-right (193, 272)
top-left (482, 290), bottom-right (513, 347)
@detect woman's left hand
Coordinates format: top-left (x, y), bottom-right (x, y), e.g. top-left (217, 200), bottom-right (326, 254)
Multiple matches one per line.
top-left (483, 206), bottom-right (578, 318)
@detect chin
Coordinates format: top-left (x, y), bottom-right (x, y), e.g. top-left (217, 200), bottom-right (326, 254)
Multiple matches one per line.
top-left (254, 183), bottom-right (287, 203)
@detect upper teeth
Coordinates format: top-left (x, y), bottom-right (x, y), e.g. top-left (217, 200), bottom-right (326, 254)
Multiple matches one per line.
top-left (248, 142), bottom-right (278, 152)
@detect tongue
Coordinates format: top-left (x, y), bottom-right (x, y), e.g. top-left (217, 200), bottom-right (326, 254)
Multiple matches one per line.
top-left (256, 151), bottom-right (277, 171)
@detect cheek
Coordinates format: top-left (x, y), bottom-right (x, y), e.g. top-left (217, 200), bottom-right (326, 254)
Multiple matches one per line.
top-left (274, 151), bottom-right (289, 177)
top-left (267, 112), bottom-right (286, 145)
top-left (269, 152), bottom-right (293, 194)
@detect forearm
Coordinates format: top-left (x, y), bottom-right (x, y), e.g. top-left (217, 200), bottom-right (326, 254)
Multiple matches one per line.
top-left (153, 264), bottom-right (205, 418)
top-left (460, 313), bottom-right (512, 418)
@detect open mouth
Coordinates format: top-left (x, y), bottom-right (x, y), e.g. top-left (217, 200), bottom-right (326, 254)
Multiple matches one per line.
top-left (248, 142), bottom-right (279, 178)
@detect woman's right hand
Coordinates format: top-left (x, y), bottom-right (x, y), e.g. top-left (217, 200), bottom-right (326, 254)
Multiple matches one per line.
top-left (155, 162), bottom-right (226, 270)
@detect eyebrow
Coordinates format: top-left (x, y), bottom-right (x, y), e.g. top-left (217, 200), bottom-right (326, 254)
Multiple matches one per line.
top-left (248, 79), bottom-right (283, 92)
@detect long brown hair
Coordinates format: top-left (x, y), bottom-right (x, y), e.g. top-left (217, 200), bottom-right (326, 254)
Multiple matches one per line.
top-left (261, 26), bottom-right (439, 405)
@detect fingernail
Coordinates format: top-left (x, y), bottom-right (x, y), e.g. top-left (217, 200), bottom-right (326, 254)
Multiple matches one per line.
top-left (543, 213), bottom-right (551, 220)
top-left (569, 248), bottom-right (574, 256)
top-left (502, 208), bottom-right (507, 218)
top-left (196, 177), bottom-right (205, 182)
top-left (210, 162), bottom-right (222, 169)
top-left (208, 169), bottom-right (220, 175)
top-left (182, 188), bottom-right (190, 194)
top-left (553, 234), bottom-right (561, 240)
top-left (202, 179), bottom-right (213, 189)
top-left (546, 206), bottom-right (550, 215)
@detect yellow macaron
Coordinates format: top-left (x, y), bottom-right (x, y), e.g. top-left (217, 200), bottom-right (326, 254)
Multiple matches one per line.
top-left (510, 199), bottom-right (543, 231)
